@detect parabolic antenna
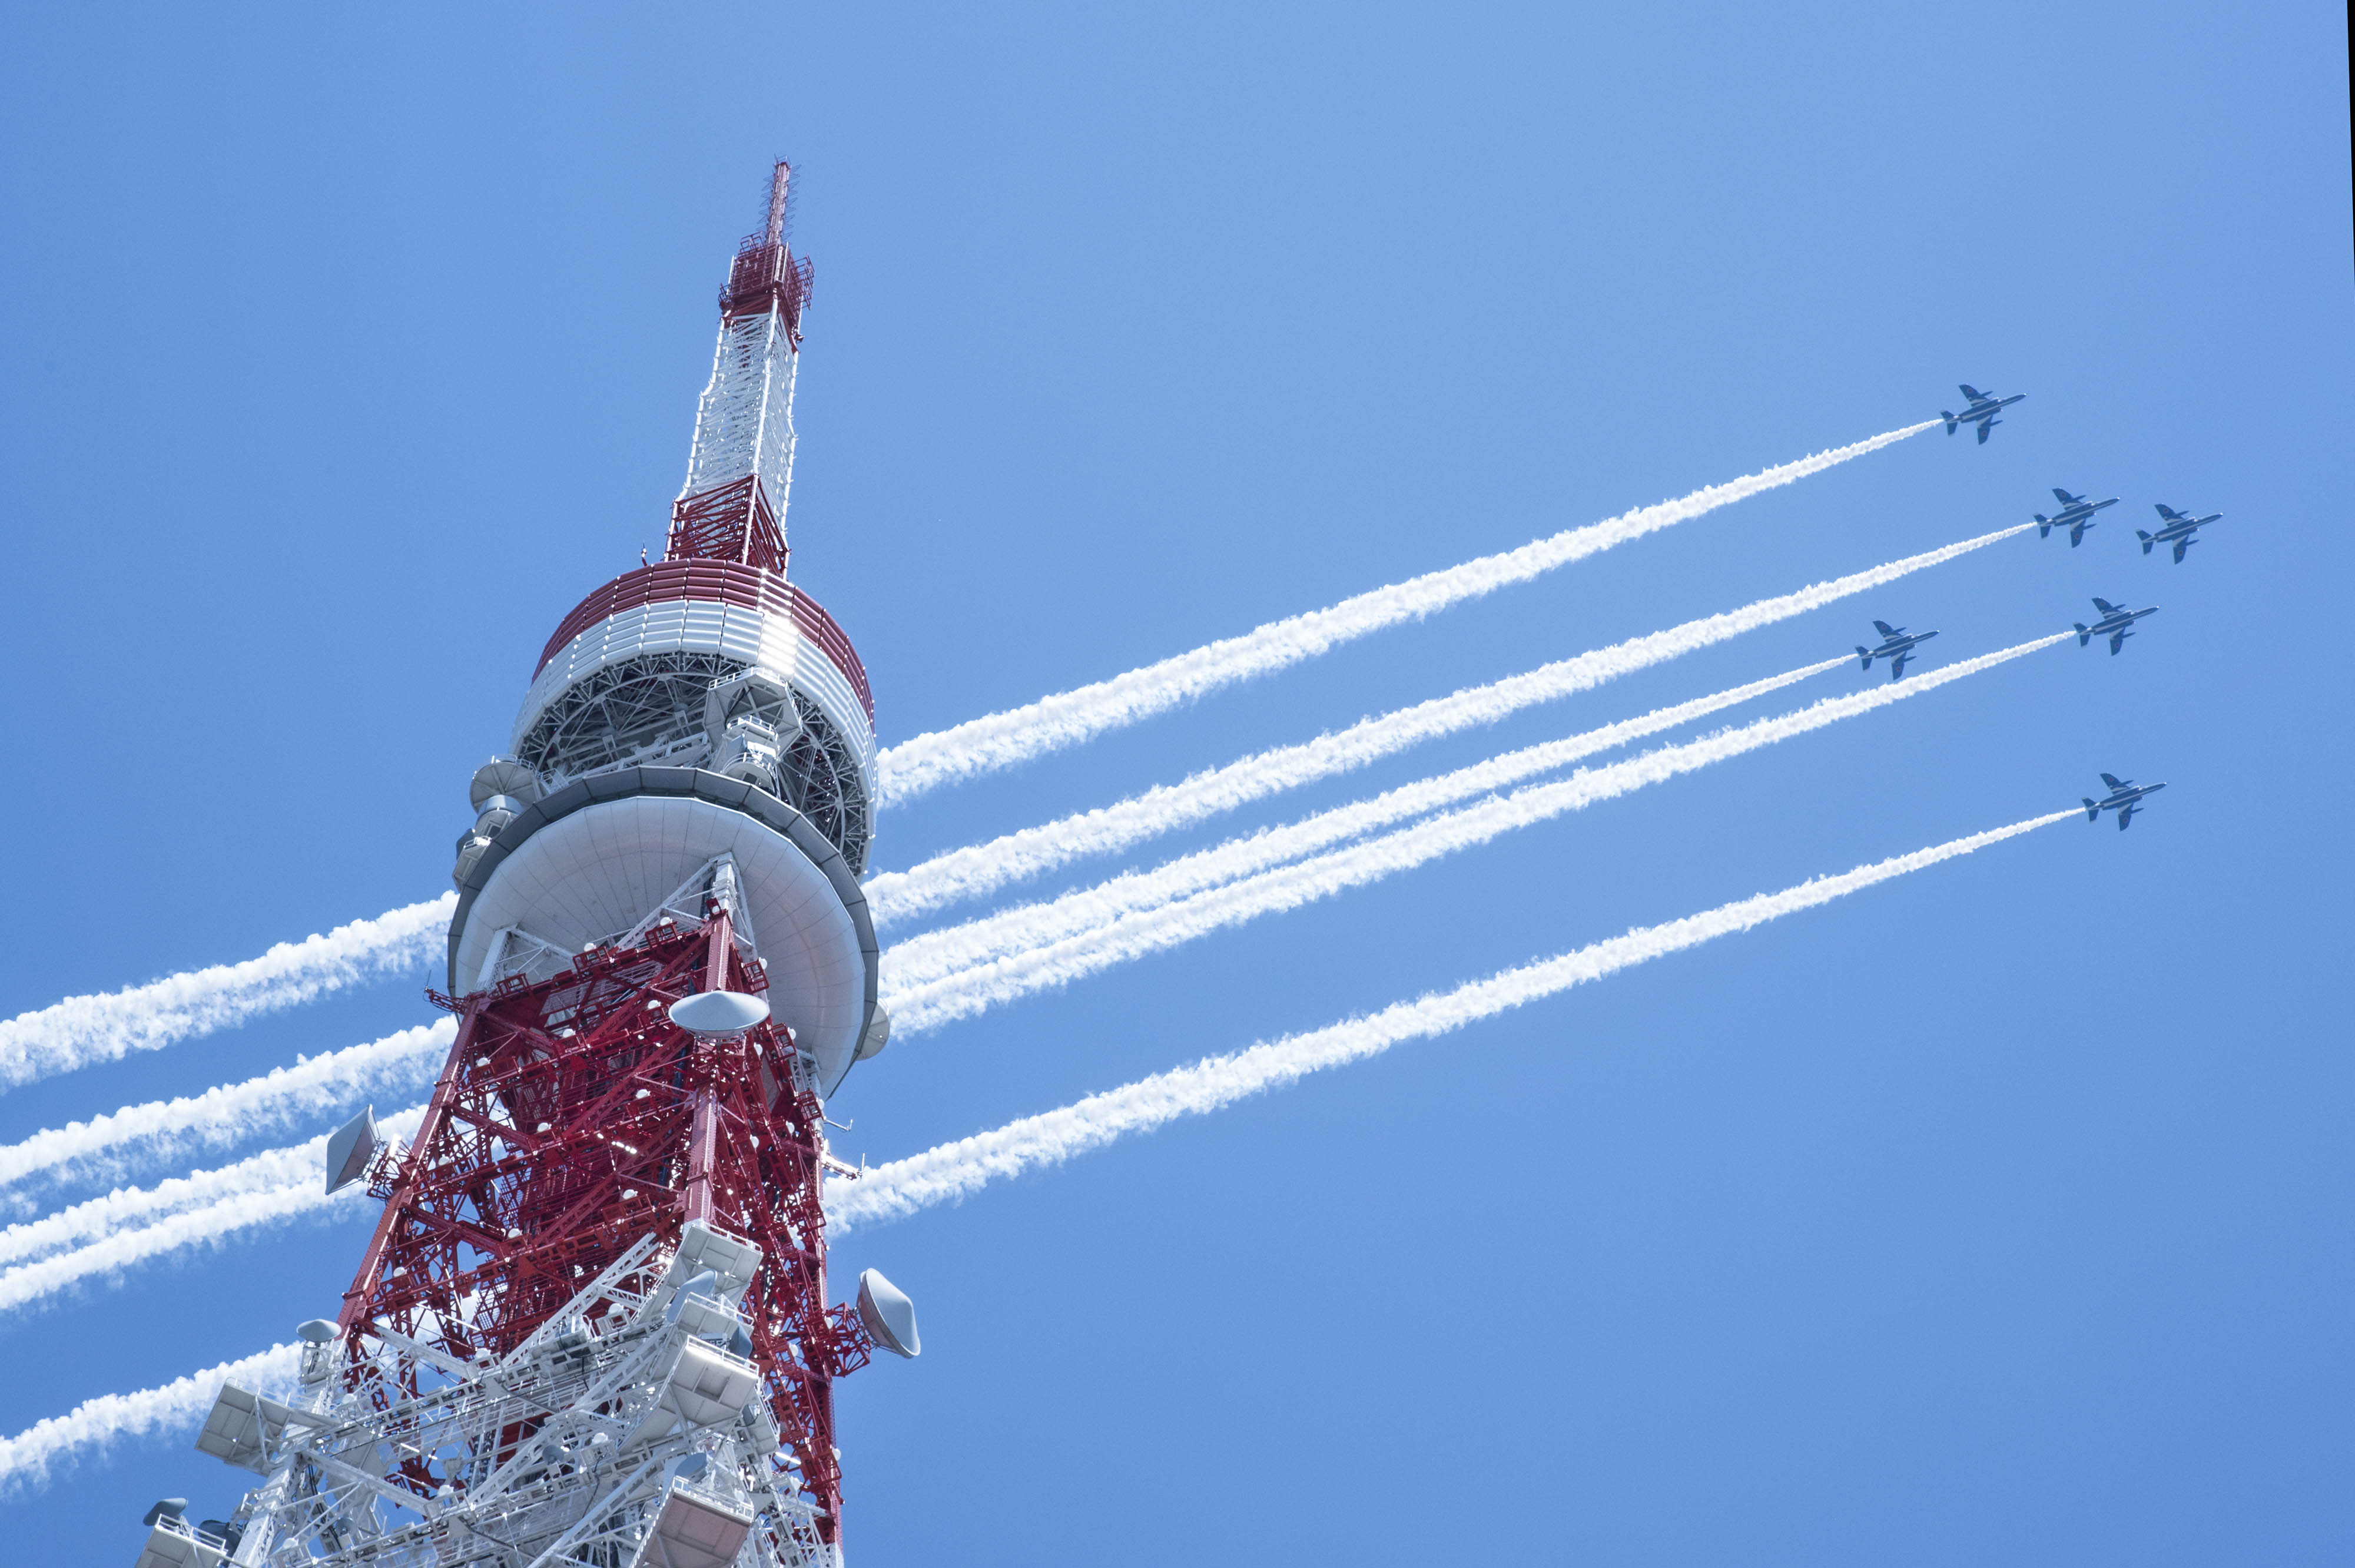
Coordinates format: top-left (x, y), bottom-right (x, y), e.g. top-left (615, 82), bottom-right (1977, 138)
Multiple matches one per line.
top-left (668, 989), bottom-right (772, 1036)
top-left (856, 1268), bottom-right (920, 1358)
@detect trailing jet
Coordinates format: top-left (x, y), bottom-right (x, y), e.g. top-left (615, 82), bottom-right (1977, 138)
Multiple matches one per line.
top-left (1942, 384), bottom-right (2025, 444)
top-left (2084, 772), bottom-right (2166, 831)
top-left (2034, 487), bottom-right (2118, 547)
top-left (2137, 502), bottom-right (2224, 563)
top-left (2075, 596), bottom-right (2158, 655)
top-left (1856, 619), bottom-right (1938, 681)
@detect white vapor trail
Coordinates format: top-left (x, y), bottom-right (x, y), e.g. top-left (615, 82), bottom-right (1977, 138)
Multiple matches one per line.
top-left (0, 1105), bottom-right (429, 1273)
top-left (835, 807), bottom-right (2081, 1231)
top-left (0, 893), bottom-right (454, 1092)
top-left (869, 522), bottom-right (2025, 928)
top-left (0, 1019), bottom-right (452, 1191)
top-left (885, 634), bottom-right (2072, 1035)
top-left (0, 1341), bottom-right (304, 1494)
top-left (883, 655), bottom-right (1848, 992)
top-left (874, 421), bottom-right (1941, 804)
top-left (0, 1108), bottom-right (427, 1317)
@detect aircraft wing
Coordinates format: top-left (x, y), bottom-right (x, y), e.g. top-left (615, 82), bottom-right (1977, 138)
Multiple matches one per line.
top-left (2109, 629), bottom-right (2128, 654)
top-left (1959, 384), bottom-right (1983, 400)
top-left (2054, 488), bottom-right (2078, 505)
top-left (1888, 651), bottom-right (1912, 680)
top-left (1872, 620), bottom-right (1898, 637)
top-left (2154, 504), bottom-right (2181, 522)
top-left (2099, 773), bottom-right (2126, 788)
top-left (1976, 421), bottom-right (1992, 444)
top-left (2173, 539), bottom-right (2191, 563)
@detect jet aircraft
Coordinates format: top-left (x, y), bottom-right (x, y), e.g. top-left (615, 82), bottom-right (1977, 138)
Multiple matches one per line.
top-left (2137, 503), bottom-right (2224, 563)
top-left (1856, 619), bottom-right (1938, 681)
top-left (1942, 384), bottom-right (2025, 444)
top-left (2034, 487), bottom-right (2118, 547)
top-left (2075, 596), bottom-right (2158, 655)
top-left (2085, 773), bottom-right (2166, 831)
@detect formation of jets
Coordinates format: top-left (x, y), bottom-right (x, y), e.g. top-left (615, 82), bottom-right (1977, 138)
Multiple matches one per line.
top-left (1856, 619), bottom-right (1939, 681)
top-left (1866, 384), bottom-right (2198, 839)
top-left (2075, 596), bottom-right (2159, 655)
top-left (2085, 773), bottom-right (2165, 831)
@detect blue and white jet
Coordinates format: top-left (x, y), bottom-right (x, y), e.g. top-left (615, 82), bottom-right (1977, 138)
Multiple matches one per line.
top-left (2034, 487), bottom-right (2118, 547)
top-left (1942, 384), bottom-right (2025, 444)
top-left (2075, 596), bottom-right (2158, 655)
top-left (2137, 503), bottom-right (2224, 563)
top-left (2085, 773), bottom-right (2166, 831)
top-left (1856, 619), bottom-right (1938, 681)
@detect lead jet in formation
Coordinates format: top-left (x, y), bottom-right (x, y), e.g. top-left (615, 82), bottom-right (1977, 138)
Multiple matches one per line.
top-left (2075, 596), bottom-right (2158, 655)
top-left (1857, 619), bottom-right (1938, 681)
top-left (2085, 773), bottom-right (2166, 830)
top-left (2034, 487), bottom-right (2118, 547)
top-left (2137, 502), bottom-right (2224, 563)
top-left (1942, 384), bottom-right (2025, 444)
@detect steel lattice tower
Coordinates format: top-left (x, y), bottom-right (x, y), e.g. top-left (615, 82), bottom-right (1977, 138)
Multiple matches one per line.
top-left (142, 163), bottom-right (916, 1568)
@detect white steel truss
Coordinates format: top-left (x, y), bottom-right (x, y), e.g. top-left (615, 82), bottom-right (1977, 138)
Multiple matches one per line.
top-left (175, 1228), bottom-right (835, 1568)
top-left (680, 309), bottom-right (800, 524)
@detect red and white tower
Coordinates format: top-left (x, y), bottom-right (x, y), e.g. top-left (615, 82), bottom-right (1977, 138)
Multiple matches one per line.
top-left (161, 163), bottom-right (913, 1568)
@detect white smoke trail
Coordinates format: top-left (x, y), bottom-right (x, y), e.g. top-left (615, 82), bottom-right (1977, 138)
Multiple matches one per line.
top-left (883, 655), bottom-right (1848, 992)
top-left (0, 1020), bottom-right (452, 1191)
top-left (0, 1341), bottom-right (304, 1494)
top-left (0, 893), bottom-right (454, 1092)
top-left (875, 422), bottom-right (1941, 804)
top-left (887, 634), bottom-right (2072, 1034)
top-left (0, 1105), bottom-right (430, 1273)
top-left (870, 521), bottom-right (2028, 927)
top-left (837, 807), bottom-right (2081, 1231)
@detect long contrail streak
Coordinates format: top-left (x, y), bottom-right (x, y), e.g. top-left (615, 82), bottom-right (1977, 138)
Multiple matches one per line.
top-left (883, 655), bottom-right (1849, 992)
top-left (868, 520), bottom-right (2027, 928)
top-left (886, 634), bottom-right (2071, 1034)
top-left (0, 1105), bottom-right (429, 1274)
top-left (0, 894), bottom-right (453, 1092)
top-left (0, 1020), bottom-right (452, 1191)
top-left (874, 421), bottom-right (1941, 805)
top-left (0, 1341), bottom-right (304, 1494)
top-left (837, 807), bottom-right (2081, 1231)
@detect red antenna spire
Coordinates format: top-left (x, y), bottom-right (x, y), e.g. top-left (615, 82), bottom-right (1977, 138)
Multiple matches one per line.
top-left (668, 160), bottom-right (813, 575)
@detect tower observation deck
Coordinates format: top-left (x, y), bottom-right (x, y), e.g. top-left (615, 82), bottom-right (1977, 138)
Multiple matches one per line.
top-left (142, 164), bottom-right (916, 1568)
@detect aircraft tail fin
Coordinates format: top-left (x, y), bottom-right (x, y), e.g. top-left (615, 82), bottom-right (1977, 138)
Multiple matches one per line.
top-left (1855, 647), bottom-right (1873, 669)
top-left (2084, 798), bottom-right (2101, 822)
top-left (1942, 412), bottom-right (1958, 435)
top-left (2137, 530), bottom-right (2155, 553)
top-left (2075, 624), bottom-right (2092, 647)
top-left (2036, 516), bottom-right (2052, 538)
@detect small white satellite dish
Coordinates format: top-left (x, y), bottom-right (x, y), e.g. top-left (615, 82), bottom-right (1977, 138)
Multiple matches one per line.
top-left (855, 1268), bottom-right (920, 1359)
top-left (667, 990), bottom-right (771, 1036)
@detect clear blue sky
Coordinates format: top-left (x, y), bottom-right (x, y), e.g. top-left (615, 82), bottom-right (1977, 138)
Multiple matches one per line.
top-left (2, 3), bottom-right (2349, 1562)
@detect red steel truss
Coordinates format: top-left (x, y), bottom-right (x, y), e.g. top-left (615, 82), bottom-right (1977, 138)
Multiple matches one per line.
top-left (665, 472), bottom-right (791, 576)
top-left (334, 907), bottom-right (871, 1539)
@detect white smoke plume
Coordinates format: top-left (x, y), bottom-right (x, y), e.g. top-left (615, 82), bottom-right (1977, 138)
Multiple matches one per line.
top-left (869, 521), bottom-right (2027, 927)
top-left (0, 1020), bottom-right (452, 1191)
top-left (836, 807), bottom-right (2081, 1231)
top-left (0, 1341), bottom-right (304, 1494)
top-left (0, 1105), bottom-right (429, 1275)
top-left (883, 655), bottom-right (1848, 992)
top-left (0, 894), bottom-right (455, 1092)
top-left (885, 634), bottom-right (2071, 1034)
top-left (874, 422), bottom-right (1941, 805)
